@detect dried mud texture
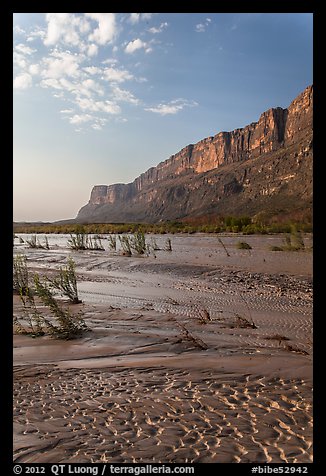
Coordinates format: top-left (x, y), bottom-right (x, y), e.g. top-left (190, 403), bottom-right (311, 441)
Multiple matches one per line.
top-left (14, 366), bottom-right (312, 464)
top-left (13, 233), bottom-right (313, 463)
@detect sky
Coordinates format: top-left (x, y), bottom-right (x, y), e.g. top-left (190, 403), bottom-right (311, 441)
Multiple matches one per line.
top-left (13, 12), bottom-right (313, 222)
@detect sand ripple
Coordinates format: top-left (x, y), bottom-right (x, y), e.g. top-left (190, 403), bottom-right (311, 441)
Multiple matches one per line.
top-left (14, 366), bottom-right (313, 464)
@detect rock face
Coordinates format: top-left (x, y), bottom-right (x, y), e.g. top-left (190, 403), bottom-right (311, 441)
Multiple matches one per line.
top-left (77, 85), bottom-right (313, 223)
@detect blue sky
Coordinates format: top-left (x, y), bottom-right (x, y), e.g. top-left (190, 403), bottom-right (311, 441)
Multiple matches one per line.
top-left (13, 13), bottom-right (313, 222)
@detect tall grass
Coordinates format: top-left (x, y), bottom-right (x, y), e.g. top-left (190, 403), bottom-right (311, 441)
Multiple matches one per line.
top-left (14, 274), bottom-right (88, 340)
top-left (26, 235), bottom-right (49, 249)
top-left (68, 231), bottom-right (104, 250)
top-left (13, 254), bottom-right (30, 296)
top-left (47, 257), bottom-right (81, 304)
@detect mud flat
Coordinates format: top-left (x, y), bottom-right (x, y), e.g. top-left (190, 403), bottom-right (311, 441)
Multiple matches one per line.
top-left (13, 233), bottom-right (313, 463)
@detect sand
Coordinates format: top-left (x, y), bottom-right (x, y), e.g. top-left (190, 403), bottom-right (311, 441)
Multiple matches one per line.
top-left (13, 233), bottom-right (313, 463)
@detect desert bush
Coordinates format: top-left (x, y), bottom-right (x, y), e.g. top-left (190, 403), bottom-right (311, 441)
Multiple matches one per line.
top-left (14, 290), bottom-right (45, 337)
top-left (130, 231), bottom-right (147, 255)
top-left (47, 257), bottom-right (81, 304)
top-left (108, 234), bottom-right (117, 251)
top-left (67, 230), bottom-right (88, 250)
top-left (68, 230), bottom-right (104, 251)
top-left (26, 235), bottom-right (49, 249)
top-left (13, 254), bottom-right (30, 296)
top-left (270, 245), bottom-right (284, 251)
top-left (33, 274), bottom-right (88, 339)
top-left (236, 241), bottom-right (252, 250)
top-left (270, 228), bottom-right (305, 252)
top-left (165, 237), bottom-right (172, 251)
top-left (87, 235), bottom-right (105, 250)
top-left (119, 235), bottom-right (132, 256)
top-left (150, 237), bottom-right (161, 251)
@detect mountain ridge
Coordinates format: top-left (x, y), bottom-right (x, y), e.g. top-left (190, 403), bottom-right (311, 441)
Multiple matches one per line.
top-left (77, 85), bottom-right (313, 223)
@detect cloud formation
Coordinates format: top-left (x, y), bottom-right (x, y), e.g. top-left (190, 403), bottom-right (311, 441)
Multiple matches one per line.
top-left (145, 99), bottom-right (198, 116)
top-left (86, 13), bottom-right (117, 45)
top-left (195, 18), bottom-right (212, 33)
top-left (13, 72), bottom-right (32, 89)
top-left (13, 13), bottom-right (199, 131)
top-left (125, 38), bottom-right (150, 54)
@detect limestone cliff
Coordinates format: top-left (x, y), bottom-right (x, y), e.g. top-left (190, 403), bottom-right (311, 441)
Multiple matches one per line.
top-left (77, 85), bottom-right (313, 223)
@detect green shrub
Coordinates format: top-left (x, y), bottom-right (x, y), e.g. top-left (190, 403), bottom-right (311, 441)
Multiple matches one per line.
top-left (26, 235), bottom-right (49, 249)
top-left (119, 235), bottom-right (132, 256)
top-left (68, 230), bottom-right (104, 251)
top-left (47, 257), bottom-right (81, 304)
top-left (270, 245), bottom-right (284, 251)
top-left (33, 274), bottom-right (88, 339)
top-left (13, 254), bottom-right (30, 296)
top-left (108, 234), bottom-right (117, 251)
top-left (130, 231), bottom-right (147, 255)
top-left (236, 241), bottom-right (252, 250)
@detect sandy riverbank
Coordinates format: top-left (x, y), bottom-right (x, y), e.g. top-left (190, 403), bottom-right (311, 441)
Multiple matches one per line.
top-left (13, 233), bottom-right (313, 463)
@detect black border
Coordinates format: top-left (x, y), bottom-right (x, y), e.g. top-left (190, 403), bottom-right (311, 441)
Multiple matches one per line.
top-left (7, 2), bottom-right (320, 472)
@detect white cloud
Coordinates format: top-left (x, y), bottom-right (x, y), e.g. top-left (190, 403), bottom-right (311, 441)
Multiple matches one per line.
top-left (125, 38), bottom-right (148, 54)
top-left (29, 64), bottom-right (40, 75)
top-left (69, 113), bottom-right (93, 124)
top-left (13, 52), bottom-right (27, 69)
top-left (77, 78), bottom-right (104, 97)
top-left (148, 22), bottom-right (168, 34)
top-left (195, 18), bottom-right (212, 33)
top-left (26, 28), bottom-right (46, 42)
top-left (103, 66), bottom-right (133, 83)
top-left (128, 13), bottom-right (153, 24)
top-left (86, 13), bottom-right (116, 45)
top-left (129, 13), bottom-right (141, 24)
top-left (40, 78), bottom-right (63, 90)
top-left (44, 13), bottom-right (82, 46)
top-left (76, 97), bottom-right (121, 114)
top-left (15, 43), bottom-right (36, 55)
top-left (145, 99), bottom-right (198, 116)
top-left (195, 23), bottom-right (206, 33)
top-left (102, 58), bottom-right (118, 65)
top-left (14, 25), bottom-right (25, 35)
top-left (13, 73), bottom-right (32, 90)
top-left (111, 86), bottom-right (139, 105)
top-left (92, 123), bottom-right (102, 130)
top-left (83, 66), bottom-right (102, 75)
top-left (41, 51), bottom-right (82, 79)
top-left (60, 109), bottom-right (74, 114)
top-left (87, 43), bottom-right (98, 56)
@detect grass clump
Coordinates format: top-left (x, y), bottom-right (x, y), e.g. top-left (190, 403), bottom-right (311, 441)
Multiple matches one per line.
top-left (14, 290), bottom-right (45, 337)
top-left (47, 257), bottom-right (81, 304)
top-left (108, 234), bottom-right (117, 251)
top-left (130, 231), bottom-right (147, 255)
top-left (26, 235), bottom-right (49, 249)
top-left (13, 254), bottom-right (30, 296)
top-left (165, 237), bottom-right (172, 251)
top-left (14, 274), bottom-right (88, 340)
top-left (68, 228), bottom-right (104, 251)
top-left (119, 235), bottom-right (132, 256)
top-left (270, 227), bottom-right (306, 252)
top-left (236, 241), bottom-right (252, 250)
top-left (33, 274), bottom-right (87, 339)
